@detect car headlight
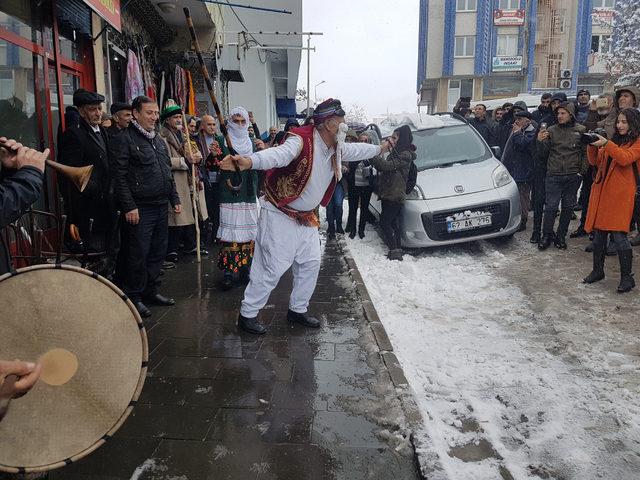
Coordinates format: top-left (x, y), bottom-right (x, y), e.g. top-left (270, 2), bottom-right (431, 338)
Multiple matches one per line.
top-left (406, 185), bottom-right (425, 200)
top-left (492, 165), bottom-right (513, 188)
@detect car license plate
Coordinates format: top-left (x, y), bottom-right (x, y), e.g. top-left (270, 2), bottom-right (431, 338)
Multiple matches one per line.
top-left (447, 215), bottom-right (492, 232)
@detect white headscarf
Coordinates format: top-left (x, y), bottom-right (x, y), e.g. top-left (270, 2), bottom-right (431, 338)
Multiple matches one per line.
top-left (226, 106), bottom-right (253, 156)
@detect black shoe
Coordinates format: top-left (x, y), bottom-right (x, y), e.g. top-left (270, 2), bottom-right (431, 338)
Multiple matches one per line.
top-left (349, 231), bottom-right (356, 239)
top-left (287, 309), bottom-right (321, 328)
top-left (554, 236), bottom-right (567, 249)
top-left (144, 293), bottom-right (175, 306)
top-left (238, 313), bottom-right (267, 335)
top-left (336, 225), bottom-right (345, 235)
top-left (358, 230), bottom-right (365, 239)
top-left (570, 227), bottom-right (587, 238)
top-left (585, 242), bottom-right (594, 253)
top-left (133, 301), bottom-right (152, 318)
top-left (166, 252), bottom-right (178, 263)
top-left (538, 235), bottom-right (552, 250)
top-left (162, 261), bottom-right (176, 270)
top-left (617, 249), bottom-right (635, 293)
top-left (530, 232), bottom-right (541, 244)
top-left (387, 248), bottom-right (404, 261)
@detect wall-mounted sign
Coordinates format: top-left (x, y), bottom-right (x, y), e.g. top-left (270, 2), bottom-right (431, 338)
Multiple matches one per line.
top-left (82, 0), bottom-right (121, 31)
top-left (493, 9), bottom-right (526, 26)
top-left (492, 56), bottom-right (523, 72)
top-left (591, 8), bottom-right (614, 26)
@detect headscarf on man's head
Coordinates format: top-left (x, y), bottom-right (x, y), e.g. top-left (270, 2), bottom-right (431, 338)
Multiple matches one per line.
top-left (313, 98), bottom-right (345, 125)
top-left (226, 106), bottom-right (253, 156)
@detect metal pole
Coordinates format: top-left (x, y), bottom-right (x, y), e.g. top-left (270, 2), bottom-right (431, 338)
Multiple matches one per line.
top-left (306, 35), bottom-right (311, 115)
top-left (224, 31), bottom-right (324, 35)
top-left (202, 1), bottom-right (292, 14)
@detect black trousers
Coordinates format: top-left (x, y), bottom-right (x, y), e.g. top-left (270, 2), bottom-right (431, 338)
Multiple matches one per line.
top-left (542, 174), bottom-right (582, 238)
top-left (122, 204), bottom-right (168, 300)
top-left (204, 181), bottom-right (220, 245)
top-left (346, 185), bottom-right (373, 233)
top-left (531, 170), bottom-right (546, 234)
top-left (380, 199), bottom-right (403, 250)
top-left (167, 224), bottom-right (196, 254)
top-left (577, 167), bottom-right (594, 228)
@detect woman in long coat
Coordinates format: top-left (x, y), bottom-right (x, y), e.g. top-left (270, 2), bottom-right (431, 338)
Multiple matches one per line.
top-left (583, 108), bottom-right (640, 293)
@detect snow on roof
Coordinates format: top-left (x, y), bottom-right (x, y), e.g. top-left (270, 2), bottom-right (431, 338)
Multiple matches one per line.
top-left (378, 113), bottom-right (447, 136)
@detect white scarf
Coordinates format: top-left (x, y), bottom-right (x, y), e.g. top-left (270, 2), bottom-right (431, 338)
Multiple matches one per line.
top-left (226, 106), bottom-right (253, 156)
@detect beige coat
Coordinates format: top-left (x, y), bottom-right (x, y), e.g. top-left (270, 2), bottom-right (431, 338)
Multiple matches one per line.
top-left (160, 126), bottom-right (208, 227)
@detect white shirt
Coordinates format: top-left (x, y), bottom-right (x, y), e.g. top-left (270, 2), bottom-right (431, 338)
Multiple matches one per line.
top-left (250, 130), bottom-right (381, 211)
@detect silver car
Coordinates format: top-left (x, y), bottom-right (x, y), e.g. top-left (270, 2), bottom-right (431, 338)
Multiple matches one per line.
top-left (370, 113), bottom-right (521, 247)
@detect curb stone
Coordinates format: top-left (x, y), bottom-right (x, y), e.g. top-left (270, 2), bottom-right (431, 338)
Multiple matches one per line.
top-left (340, 240), bottom-right (447, 480)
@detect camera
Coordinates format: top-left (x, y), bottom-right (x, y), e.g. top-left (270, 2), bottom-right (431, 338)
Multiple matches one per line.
top-left (579, 127), bottom-right (607, 145)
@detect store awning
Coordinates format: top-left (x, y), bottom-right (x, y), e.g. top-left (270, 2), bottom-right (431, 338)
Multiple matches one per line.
top-left (81, 0), bottom-right (121, 31)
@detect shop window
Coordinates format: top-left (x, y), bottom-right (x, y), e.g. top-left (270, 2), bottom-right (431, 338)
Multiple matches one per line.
top-left (497, 34), bottom-right (519, 56)
top-left (456, 0), bottom-right (477, 12)
top-left (0, 0), bottom-right (48, 46)
top-left (455, 36), bottom-right (475, 57)
top-left (448, 78), bottom-right (474, 109)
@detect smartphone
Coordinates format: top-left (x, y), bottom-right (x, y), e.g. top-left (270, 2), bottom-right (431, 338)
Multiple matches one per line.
top-left (540, 122), bottom-right (548, 131)
top-left (596, 97), bottom-right (609, 109)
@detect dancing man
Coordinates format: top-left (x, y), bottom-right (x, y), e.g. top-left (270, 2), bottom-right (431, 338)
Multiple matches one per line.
top-left (219, 98), bottom-right (393, 334)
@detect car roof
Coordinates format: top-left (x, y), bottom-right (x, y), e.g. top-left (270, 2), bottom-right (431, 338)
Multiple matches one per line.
top-left (378, 112), bottom-right (464, 136)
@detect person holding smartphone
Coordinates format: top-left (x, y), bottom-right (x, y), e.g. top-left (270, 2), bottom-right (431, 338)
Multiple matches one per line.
top-left (582, 108), bottom-right (640, 293)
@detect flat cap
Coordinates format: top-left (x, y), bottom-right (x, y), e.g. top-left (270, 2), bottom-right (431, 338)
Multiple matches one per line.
top-left (110, 102), bottom-right (132, 115)
top-left (73, 88), bottom-right (105, 107)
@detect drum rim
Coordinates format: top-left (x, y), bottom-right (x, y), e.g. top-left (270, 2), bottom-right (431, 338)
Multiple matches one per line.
top-left (0, 264), bottom-right (149, 473)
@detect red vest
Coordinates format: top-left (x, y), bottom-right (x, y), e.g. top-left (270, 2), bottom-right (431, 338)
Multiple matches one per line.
top-left (264, 125), bottom-right (337, 211)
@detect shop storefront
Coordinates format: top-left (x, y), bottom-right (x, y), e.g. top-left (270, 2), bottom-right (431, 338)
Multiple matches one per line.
top-left (1, 0), bottom-right (99, 212)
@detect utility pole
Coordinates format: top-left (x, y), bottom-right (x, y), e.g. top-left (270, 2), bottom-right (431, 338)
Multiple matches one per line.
top-left (307, 35), bottom-right (311, 115)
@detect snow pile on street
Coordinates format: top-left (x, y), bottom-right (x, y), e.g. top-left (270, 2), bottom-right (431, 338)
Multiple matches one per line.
top-left (345, 229), bottom-right (640, 480)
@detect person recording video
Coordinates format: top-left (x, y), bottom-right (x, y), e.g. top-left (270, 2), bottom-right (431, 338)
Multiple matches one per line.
top-left (582, 108), bottom-right (640, 293)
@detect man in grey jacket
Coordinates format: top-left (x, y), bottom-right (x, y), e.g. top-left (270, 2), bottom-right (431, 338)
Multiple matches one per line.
top-left (536, 102), bottom-right (587, 250)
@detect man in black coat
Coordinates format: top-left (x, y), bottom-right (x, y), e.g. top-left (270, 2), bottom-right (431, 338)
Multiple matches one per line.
top-left (111, 95), bottom-right (181, 318)
top-left (106, 102), bottom-right (132, 139)
top-left (531, 93), bottom-right (552, 124)
top-left (58, 89), bottom-right (114, 255)
top-left (469, 104), bottom-right (494, 146)
top-left (0, 137), bottom-right (47, 274)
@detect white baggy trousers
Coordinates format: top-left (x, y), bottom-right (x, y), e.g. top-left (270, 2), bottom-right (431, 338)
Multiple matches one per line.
top-left (240, 204), bottom-right (321, 318)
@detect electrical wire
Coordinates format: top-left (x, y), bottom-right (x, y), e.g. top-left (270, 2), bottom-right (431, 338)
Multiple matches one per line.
top-left (224, 0), bottom-right (267, 64)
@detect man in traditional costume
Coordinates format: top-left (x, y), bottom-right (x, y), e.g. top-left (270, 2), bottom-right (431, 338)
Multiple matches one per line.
top-left (219, 99), bottom-right (393, 334)
top-left (216, 107), bottom-right (260, 290)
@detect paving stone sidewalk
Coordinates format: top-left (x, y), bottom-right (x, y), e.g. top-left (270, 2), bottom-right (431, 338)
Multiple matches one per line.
top-left (49, 239), bottom-right (421, 480)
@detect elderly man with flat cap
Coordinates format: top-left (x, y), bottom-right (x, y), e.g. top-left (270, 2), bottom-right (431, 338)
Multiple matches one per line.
top-left (219, 98), bottom-right (394, 335)
top-left (106, 102), bottom-right (132, 139)
top-left (58, 88), bottom-right (117, 273)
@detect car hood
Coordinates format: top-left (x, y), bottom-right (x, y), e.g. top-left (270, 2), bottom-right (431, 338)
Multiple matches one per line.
top-left (416, 158), bottom-right (500, 200)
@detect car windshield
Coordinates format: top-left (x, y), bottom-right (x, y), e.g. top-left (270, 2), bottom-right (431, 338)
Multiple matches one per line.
top-left (412, 124), bottom-right (492, 170)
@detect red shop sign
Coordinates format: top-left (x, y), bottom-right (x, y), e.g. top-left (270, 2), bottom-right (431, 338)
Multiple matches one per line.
top-left (82, 0), bottom-right (122, 31)
top-left (493, 9), bottom-right (526, 26)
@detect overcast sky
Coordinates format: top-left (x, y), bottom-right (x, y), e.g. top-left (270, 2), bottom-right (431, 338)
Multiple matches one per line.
top-left (297, 0), bottom-right (420, 121)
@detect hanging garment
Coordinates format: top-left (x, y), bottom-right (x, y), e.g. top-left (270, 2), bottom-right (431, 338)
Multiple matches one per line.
top-left (174, 65), bottom-right (187, 109)
top-left (158, 71), bottom-right (165, 109)
top-left (186, 70), bottom-right (196, 116)
top-left (125, 49), bottom-right (144, 103)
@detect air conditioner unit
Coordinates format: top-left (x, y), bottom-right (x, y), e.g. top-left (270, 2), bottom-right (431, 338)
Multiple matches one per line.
top-left (559, 79), bottom-right (572, 89)
top-left (560, 69), bottom-right (572, 79)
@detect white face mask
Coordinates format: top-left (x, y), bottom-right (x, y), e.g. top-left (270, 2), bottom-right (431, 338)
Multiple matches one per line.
top-left (336, 122), bottom-right (348, 144)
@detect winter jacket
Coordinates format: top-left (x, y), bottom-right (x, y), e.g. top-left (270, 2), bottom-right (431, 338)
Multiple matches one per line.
top-left (502, 123), bottom-right (536, 183)
top-left (575, 103), bottom-right (590, 124)
top-left (111, 124), bottom-right (180, 214)
top-left (469, 117), bottom-right (494, 146)
top-left (0, 166), bottom-right (43, 274)
top-left (493, 110), bottom-right (516, 157)
top-left (537, 121), bottom-right (587, 177)
top-left (583, 109), bottom-right (613, 137)
top-left (585, 139), bottom-right (640, 233)
top-left (531, 105), bottom-right (551, 124)
top-left (370, 149), bottom-right (415, 202)
top-left (160, 126), bottom-right (208, 226)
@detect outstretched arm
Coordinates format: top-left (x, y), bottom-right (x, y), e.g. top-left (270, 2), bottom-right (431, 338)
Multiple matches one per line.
top-left (219, 135), bottom-right (303, 171)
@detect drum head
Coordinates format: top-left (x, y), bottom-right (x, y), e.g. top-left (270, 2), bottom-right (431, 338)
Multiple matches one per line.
top-left (0, 265), bottom-right (148, 473)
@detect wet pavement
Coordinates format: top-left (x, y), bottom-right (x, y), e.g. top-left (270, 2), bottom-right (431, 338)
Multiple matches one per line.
top-left (49, 239), bottom-right (420, 480)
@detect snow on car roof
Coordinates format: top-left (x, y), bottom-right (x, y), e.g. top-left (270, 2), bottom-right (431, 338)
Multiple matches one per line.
top-left (378, 113), bottom-right (452, 136)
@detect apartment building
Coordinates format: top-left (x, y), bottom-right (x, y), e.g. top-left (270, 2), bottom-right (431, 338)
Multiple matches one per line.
top-left (417, 0), bottom-right (615, 112)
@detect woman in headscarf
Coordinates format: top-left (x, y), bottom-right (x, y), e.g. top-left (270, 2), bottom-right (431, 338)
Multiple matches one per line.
top-left (217, 106), bottom-right (261, 290)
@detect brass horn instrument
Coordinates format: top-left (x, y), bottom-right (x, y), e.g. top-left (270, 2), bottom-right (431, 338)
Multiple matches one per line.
top-left (46, 159), bottom-right (93, 192)
top-left (0, 139), bottom-right (93, 192)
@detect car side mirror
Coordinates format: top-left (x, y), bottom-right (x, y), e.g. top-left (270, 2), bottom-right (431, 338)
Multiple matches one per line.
top-left (491, 146), bottom-right (501, 157)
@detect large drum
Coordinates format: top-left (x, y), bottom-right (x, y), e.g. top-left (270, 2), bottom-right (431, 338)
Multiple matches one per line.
top-left (0, 264), bottom-right (148, 474)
